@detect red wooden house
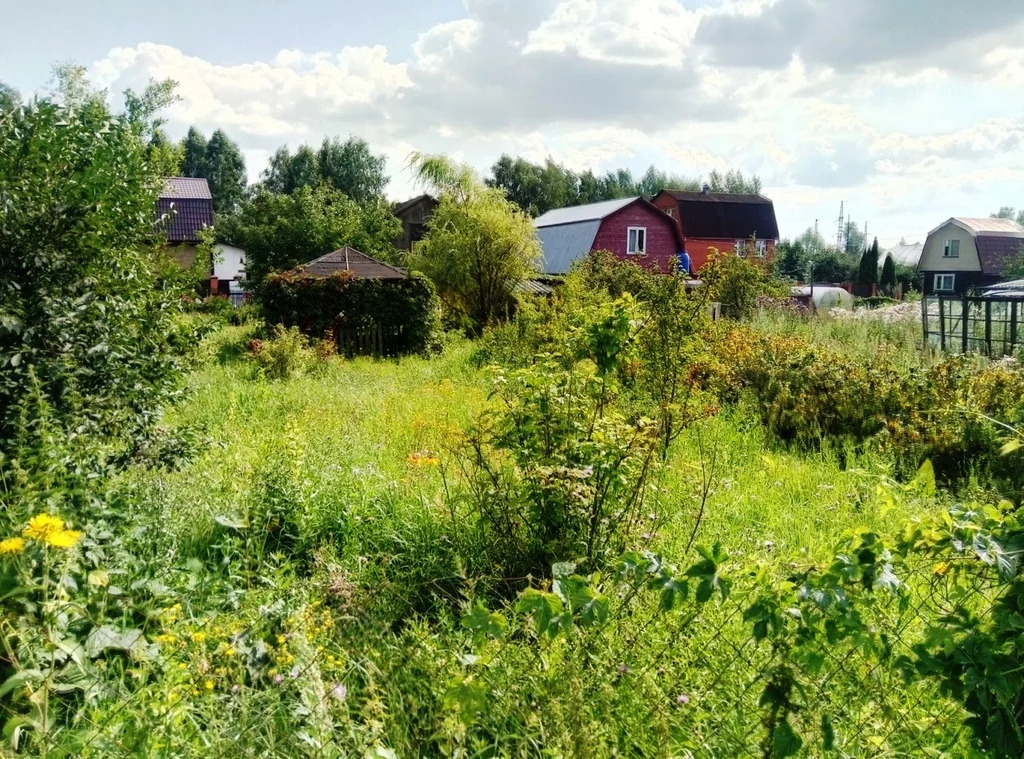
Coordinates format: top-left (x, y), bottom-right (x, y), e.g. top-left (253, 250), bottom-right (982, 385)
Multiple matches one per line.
top-left (652, 189), bottom-right (780, 272)
top-left (533, 197), bottom-right (684, 274)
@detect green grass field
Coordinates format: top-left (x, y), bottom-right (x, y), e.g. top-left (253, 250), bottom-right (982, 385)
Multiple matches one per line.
top-left (71, 317), bottom-right (968, 758)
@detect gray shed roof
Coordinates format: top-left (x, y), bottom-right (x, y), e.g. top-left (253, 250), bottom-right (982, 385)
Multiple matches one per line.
top-left (536, 220), bottom-right (601, 275)
top-left (534, 197), bottom-right (637, 228)
top-left (885, 243), bottom-right (923, 267)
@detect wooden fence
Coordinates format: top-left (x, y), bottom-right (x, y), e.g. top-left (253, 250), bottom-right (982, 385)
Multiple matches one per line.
top-left (922, 295), bottom-right (1023, 356)
top-left (335, 322), bottom-right (383, 358)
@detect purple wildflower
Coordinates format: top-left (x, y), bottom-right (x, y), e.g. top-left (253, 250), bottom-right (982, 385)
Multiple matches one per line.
top-left (273, 674), bottom-right (284, 685)
top-left (330, 683), bottom-right (347, 702)
top-left (676, 693), bottom-right (690, 705)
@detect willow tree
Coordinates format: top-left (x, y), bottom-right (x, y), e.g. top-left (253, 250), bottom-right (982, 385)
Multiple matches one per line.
top-left (407, 153), bottom-right (540, 334)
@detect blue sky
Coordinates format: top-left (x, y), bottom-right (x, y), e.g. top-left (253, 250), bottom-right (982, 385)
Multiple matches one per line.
top-left (5, 0), bottom-right (1024, 248)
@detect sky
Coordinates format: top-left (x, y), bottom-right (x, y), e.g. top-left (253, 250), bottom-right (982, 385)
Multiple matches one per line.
top-left (5, 0), bottom-right (1024, 248)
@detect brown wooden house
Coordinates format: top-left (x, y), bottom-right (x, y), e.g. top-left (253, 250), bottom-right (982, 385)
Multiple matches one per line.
top-left (393, 194), bottom-right (438, 252)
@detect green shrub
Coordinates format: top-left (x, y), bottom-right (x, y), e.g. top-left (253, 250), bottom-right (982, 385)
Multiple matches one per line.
top-left (702, 246), bottom-right (789, 319)
top-left (0, 100), bottom-right (184, 474)
top-left (251, 325), bottom-right (315, 380)
top-left (260, 270), bottom-right (442, 356)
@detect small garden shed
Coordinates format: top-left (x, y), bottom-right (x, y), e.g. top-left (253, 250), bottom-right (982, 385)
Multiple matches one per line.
top-left (260, 248), bottom-right (439, 356)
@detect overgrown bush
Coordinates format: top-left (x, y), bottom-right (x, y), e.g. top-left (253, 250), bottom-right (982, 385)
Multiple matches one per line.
top-left (697, 325), bottom-right (1024, 489)
top-left (0, 97), bottom-right (189, 526)
top-left (702, 245), bottom-right (788, 319)
top-left (260, 270), bottom-right (442, 356)
top-left (250, 325), bottom-right (316, 380)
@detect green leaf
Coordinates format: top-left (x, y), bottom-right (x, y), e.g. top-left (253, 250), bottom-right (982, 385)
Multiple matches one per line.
top-left (84, 626), bottom-right (149, 659)
top-left (1000, 439), bottom-right (1022, 456)
top-left (651, 573), bottom-right (688, 610)
top-left (0, 669), bottom-right (44, 699)
top-left (443, 677), bottom-right (488, 724)
top-left (462, 602), bottom-right (507, 642)
top-left (517, 589), bottom-right (564, 638)
top-left (907, 459), bottom-right (936, 497)
top-left (773, 719), bottom-right (804, 758)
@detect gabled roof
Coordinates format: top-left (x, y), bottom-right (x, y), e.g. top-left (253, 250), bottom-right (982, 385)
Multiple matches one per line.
top-left (534, 197), bottom-right (638, 228)
top-left (945, 217), bottom-right (1024, 236)
top-left (536, 221), bottom-right (603, 275)
top-left (296, 247), bottom-right (408, 280)
top-left (393, 194), bottom-right (438, 217)
top-left (655, 189), bottom-right (780, 240)
top-left (161, 177), bottom-right (212, 200)
top-left (155, 177), bottom-right (214, 244)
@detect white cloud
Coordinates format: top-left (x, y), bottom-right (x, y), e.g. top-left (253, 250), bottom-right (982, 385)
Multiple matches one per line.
top-left (524, 0), bottom-right (701, 65)
top-left (82, 1), bottom-right (1024, 246)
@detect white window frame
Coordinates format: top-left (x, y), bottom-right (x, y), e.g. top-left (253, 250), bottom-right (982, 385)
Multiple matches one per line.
top-left (735, 239), bottom-right (746, 257)
top-left (943, 239), bottom-right (960, 258)
top-left (627, 227), bottom-right (647, 255)
top-left (934, 273), bottom-right (955, 292)
top-left (755, 240), bottom-right (767, 258)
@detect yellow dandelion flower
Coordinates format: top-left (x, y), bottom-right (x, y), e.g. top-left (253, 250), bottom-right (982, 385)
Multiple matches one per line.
top-left (205, 680), bottom-right (214, 691)
top-left (0, 537), bottom-right (25, 555)
top-left (23, 514), bottom-right (64, 542)
top-left (44, 529), bottom-right (82, 549)
top-left (191, 632), bottom-right (207, 644)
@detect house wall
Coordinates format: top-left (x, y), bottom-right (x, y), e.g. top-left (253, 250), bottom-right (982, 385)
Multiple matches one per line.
top-left (919, 222), bottom-right (981, 274)
top-left (684, 238), bottom-right (776, 272)
top-left (395, 198), bottom-right (437, 251)
top-left (590, 204), bottom-right (680, 273)
top-left (921, 270), bottom-right (1001, 296)
top-left (650, 195), bottom-right (776, 272)
top-left (214, 243), bottom-right (247, 282)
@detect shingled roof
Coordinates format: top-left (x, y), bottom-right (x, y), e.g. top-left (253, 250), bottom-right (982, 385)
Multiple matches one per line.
top-left (977, 235), bottom-right (1024, 276)
top-left (295, 248), bottom-right (408, 280)
top-left (656, 190), bottom-right (780, 240)
top-left (156, 177), bottom-right (214, 244)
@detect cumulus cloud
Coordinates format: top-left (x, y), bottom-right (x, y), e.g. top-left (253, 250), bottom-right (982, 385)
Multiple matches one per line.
top-left (696, 0), bottom-right (1024, 73)
top-left (83, 0), bottom-right (1024, 243)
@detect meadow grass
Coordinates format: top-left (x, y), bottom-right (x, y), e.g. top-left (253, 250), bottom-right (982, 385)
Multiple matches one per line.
top-left (84, 318), bottom-right (968, 757)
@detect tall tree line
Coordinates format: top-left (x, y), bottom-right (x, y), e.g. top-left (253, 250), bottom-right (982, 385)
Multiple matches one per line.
top-left (178, 127), bottom-right (247, 214)
top-left (486, 154), bottom-right (763, 217)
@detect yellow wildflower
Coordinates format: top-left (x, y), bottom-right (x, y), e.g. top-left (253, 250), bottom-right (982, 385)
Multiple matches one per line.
top-left (23, 514), bottom-right (64, 542)
top-left (0, 537), bottom-right (25, 555)
top-left (191, 632), bottom-right (207, 644)
top-left (44, 530), bottom-right (82, 549)
top-left (205, 680), bottom-right (214, 691)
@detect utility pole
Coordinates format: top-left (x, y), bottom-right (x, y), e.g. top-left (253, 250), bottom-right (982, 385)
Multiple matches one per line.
top-left (836, 202), bottom-right (845, 250)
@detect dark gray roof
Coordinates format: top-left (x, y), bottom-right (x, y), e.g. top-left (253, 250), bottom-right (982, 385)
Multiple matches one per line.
top-left (534, 197), bottom-right (637, 227)
top-left (393, 194), bottom-right (437, 217)
top-left (536, 220), bottom-right (601, 274)
top-left (977, 235), bottom-right (1024, 276)
top-left (155, 178), bottom-right (213, 244)
top-left (656, 190), bottom-right (780, 240)
top-left (296, 248), bottom-right (408, 280)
